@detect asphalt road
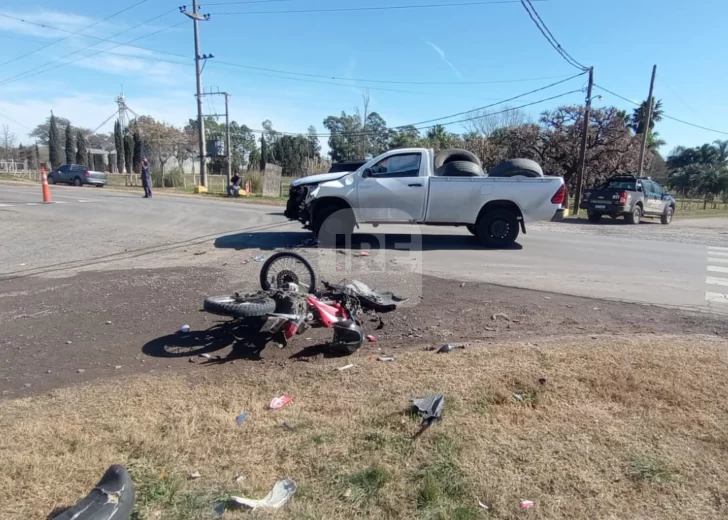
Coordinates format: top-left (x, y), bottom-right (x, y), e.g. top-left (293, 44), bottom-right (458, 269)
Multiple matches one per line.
top-left (1, 183), bottom-right (726, 312)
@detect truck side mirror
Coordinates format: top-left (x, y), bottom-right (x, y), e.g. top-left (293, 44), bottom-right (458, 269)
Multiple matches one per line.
top-left (362, 168), bottom-right (373, 178)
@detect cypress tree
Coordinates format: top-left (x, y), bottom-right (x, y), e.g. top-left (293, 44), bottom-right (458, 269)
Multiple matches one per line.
top-left (48, 113), bottom-right (61, 168)
top-left (65, 124), bottom-right (74, 164)
top-left (75, 132), bottom-right (87, 165)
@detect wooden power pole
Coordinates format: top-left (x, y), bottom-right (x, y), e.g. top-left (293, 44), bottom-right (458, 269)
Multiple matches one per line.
top-left (573, 66), bottom-right (594, 217)
top-left (637, 65), bottom-right (657, 177)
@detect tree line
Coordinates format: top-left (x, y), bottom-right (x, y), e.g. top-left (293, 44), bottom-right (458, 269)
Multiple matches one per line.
top-left (8, 96), bottom-right (728, 202)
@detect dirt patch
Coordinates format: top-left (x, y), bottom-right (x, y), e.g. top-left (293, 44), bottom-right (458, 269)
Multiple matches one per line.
top-left (1, 267), bottom-right (727, 398)
top-left (2, 336), bottom-right (728, 519)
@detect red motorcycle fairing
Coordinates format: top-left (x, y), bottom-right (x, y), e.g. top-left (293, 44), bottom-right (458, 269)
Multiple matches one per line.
top-left (306, 295), bottom-right (349, 327)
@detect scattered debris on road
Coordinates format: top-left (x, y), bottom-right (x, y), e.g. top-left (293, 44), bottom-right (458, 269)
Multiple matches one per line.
top-left (76, 369), bottom-right (85, 374)
top-left (520, 500), bottom-right (535, 509)
top-left (492, 313), bottom-right (510, 321)
top-left (235, 412), bottom-right (248, 426)
top-left (179, 324), bottom-right (191, 333)
top-left (336, 364), bottom-right (355, 371)
top-left (478, 500), bottom-right (489, 511)
top-left (254, 255), bottom-right (265, 262)
top-left (193, 251), bottom-right (206, 256)
top-left (436, 344), bottom-right (464, 353)
top-left (189, 471), bottom-right (202, 480)
top-left (366, 335), bottom-right (377, 343)
top-left (377, 355), bottom-right (395, 362)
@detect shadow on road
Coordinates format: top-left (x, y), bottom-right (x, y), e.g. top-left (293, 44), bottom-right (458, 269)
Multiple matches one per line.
top-left (142, 321), bottom-right (271, 361)
top-left (289, 343), bottom-right (352, 360)
top-left (214, 230), bottom-right (523, 252)
top-left (559, 218), bottom-right (659, 227)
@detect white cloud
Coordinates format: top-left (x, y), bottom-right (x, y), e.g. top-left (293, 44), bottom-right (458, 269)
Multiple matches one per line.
top-left (425, 41), bottom-right (463, 80)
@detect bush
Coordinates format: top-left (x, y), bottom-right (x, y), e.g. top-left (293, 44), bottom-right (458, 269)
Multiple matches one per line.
top-left (243, 171), bottom-right (263, 194)
top-left (151, 167), bottom-right (184, 188)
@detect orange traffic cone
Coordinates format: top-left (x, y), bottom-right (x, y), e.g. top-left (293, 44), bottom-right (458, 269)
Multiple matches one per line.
top-left (41, 168), bottom-right (52, 203)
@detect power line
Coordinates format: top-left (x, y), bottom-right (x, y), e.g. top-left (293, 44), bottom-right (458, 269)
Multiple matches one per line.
top-left (405, 71), bottom-right (585, 126)
top-left (519, 0), bottom-right (588, 71)
top-left (205, 0), bottom-right (296, 4)
top-left (0, 110), bottom-right (32, 130)
top-left (595, 84), bottom-right (728, 136)
top-left (0, 0), bottom-right (149, 68)
top-left (0, 19), bottom-right (185, 87)
top-left (657, 76), bottom-right (710, 126)
top-left (247, 86), bottom-right (583, 137)
top-left (210, 0), bottom-right (544, 15)
top-left (212, 57), bottom-right (574, 86)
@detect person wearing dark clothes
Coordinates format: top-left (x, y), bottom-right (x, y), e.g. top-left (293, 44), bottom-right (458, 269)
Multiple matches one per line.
top-left (227, 173), bottom-right (242, 197)
top-left (141, 157), bottom-right (152, 198)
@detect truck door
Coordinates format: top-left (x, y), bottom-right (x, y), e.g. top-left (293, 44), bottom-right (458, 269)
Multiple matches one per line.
top-left (642, 180), bottom-right (662, 215)
top-left (652, 182), bottom-right (668, 215)
top-left (357, 152), bottom-right (426, 222)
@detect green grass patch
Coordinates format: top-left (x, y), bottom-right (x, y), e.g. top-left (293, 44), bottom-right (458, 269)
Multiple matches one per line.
top-left (629, 455), bottom-right (675, 484)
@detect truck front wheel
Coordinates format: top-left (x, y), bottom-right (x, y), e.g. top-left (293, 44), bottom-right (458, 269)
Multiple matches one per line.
top-left (476, 208), bottom-right (519, 248)
top-left (313, 205), bottom-right (355, 247)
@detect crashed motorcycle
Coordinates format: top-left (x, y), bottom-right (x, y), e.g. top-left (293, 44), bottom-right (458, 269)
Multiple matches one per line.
top-left (203, 252), bottom-right (407, 354)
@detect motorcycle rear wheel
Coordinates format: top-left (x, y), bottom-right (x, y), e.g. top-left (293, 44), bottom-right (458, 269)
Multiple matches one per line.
top-left (260, 252), bottom-right (317, 294)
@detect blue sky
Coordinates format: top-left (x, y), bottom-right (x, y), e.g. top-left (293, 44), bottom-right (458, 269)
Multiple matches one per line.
top-left (0, 0), bottom-right (726, 155)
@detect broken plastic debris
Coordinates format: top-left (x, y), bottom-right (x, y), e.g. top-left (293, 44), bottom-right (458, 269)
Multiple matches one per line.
top-left (377, 355), bottom-right (395, 362)
top-left (437, 344), bottom-right (464, 353)
top-left (478, 500), bottom-right (489, 511)
top-left (411, 394), bottom-right (445, 426)
top-left (189, 471), bottom-right (202, 479)
top-left (228, 479), bottom-right (297, 510)
top-left (254, 254), bottom-right (265, 262)
top-left (513, 393), bottom-right (524, 402)
top-left (179, 324), bottom-right (191, 333)
top-left (366, 335), bottom-right (377, 343)
top-left (360, 251), bottom-right (370, 257)
top-left (199, 353), bottom-right (213, 359)
top-left (234, 474), bottom-right (245, 484)
top-left (269, 395), bottom-right (292, 409)
top-left (337, 364), bottom-right (355, 371)
top-left (236, 412), bottom-right (248, 426)
top-left (520, 500), bottom-right (535, 509)
top-left (491, 313), bottom-right (510, 321)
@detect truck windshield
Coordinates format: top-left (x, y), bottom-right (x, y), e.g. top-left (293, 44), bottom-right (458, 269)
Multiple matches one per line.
top-left (604, 179), bottom-right (636, 190)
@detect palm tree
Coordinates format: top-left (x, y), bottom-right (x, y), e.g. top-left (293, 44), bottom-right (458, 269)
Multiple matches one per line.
top-left (713, 139), bottom-right (728, 165)
top-left (630, 98), bottom-right (664, 135)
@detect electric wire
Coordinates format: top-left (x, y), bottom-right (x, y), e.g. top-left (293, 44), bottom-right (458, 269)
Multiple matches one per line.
top-left (519, 0), bottom-right (588, 71)
top-left (0, 0), bottom-right (149, 67)
top-left (209, 0), bottom-right (542, 15)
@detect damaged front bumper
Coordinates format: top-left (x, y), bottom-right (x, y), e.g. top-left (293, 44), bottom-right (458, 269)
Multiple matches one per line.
top-left (284, 184), bottom-right (316, 229)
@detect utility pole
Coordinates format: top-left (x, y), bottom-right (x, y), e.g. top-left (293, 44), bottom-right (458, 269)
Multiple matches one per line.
top-left (573, 66), bottom-right (594, 217)
top-left (180, 2), bottom-right (210, 188)
top-left (224, 92), bottom-right (231, 183)
top-left (637, 65), bottom-right (657, 177)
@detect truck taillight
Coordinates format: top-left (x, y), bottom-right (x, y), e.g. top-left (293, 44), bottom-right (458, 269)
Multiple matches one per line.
top-left (84, 170), bottom-right (89, 177)
top-left (619, 191), bottom-right (627, 205)
top-left (551, 184), bottom-right (566, 205)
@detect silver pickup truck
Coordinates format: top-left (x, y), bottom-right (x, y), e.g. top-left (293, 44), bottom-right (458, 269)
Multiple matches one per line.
top-left (284, 148), bottom-right (566, 248)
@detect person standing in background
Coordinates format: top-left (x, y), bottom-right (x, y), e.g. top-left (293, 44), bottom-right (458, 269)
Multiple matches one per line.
top-left (141, 156), bottom-right (152, 198)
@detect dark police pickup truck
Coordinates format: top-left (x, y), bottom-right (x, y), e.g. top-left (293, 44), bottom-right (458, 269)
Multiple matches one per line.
top-left (580, 175), bottom-right (676, 225)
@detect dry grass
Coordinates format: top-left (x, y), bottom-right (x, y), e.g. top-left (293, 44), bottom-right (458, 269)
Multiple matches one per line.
top-left (2, 336), bottom-right (728, 519)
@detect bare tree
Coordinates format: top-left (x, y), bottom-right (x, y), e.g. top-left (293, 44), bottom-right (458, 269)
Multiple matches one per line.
top-left (463, 106), bottom-right (532, 137)
top-left (1, 125), bottom-right (17, 160)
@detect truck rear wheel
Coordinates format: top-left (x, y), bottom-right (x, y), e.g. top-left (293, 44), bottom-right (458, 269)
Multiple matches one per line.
top-left (313, 205), bottom-right (355, 247)
top-left (626, 205), bottom-right (642, 225)
top-left (466, 224), bottom-right (477, 236)
top-left (476, 208), bottom-right (519, 248)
